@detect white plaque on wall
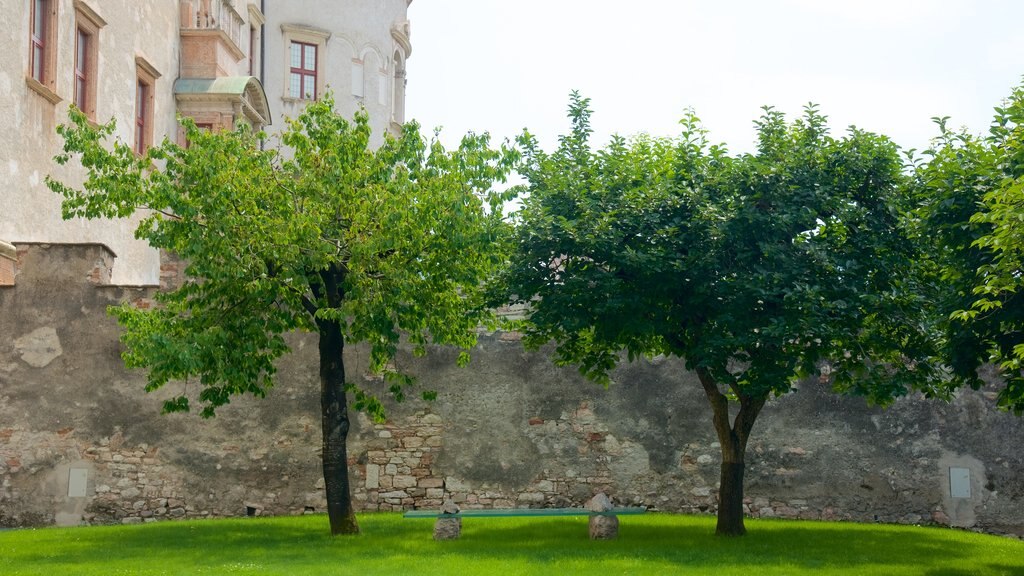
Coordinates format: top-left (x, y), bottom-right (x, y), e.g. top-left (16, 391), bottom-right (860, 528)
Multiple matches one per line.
top-left (949, 467), bottom-right (971, 499)
top-left (68, 468), bottom-right (88, 498)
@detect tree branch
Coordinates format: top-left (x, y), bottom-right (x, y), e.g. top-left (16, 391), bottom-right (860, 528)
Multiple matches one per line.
top-left (697, 367), bottom-right (733, 448)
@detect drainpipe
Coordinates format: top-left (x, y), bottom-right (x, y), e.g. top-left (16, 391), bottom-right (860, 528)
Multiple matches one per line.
top-left (260, 0), bottom-right (265, 86)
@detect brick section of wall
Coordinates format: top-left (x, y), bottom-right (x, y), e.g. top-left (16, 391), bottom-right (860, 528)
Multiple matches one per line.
top-left (0, 241), bottom-right (16, 285)
top-left (86, 251), bottom-right (114, 285)
top-left (358, 413), bottom-right (446, 511)
top-left (159, 250), bottom-right (185, 291)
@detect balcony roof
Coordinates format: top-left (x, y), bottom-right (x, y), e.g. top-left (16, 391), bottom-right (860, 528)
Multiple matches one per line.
top-left (173, 76), bottom-right (272, 127)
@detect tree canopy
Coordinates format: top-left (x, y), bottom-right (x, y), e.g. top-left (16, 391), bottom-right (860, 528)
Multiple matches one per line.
top-left (497, 93), bottom-right (958, 536)
top-left (49, 96), bottom-right (517, 534)
top-left (914, 82), bottom-right (1024, 414)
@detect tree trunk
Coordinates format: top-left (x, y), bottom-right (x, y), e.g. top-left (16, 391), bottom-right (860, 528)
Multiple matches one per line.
top-left (319, 318), bottom-right (359, 535)
top-left (696, 368), bottom-right (767, 537)
top-left (717, 457), bottom-right (747, 536)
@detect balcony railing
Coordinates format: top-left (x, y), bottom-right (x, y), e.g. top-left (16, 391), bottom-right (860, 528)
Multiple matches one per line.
top-left (180, 0), bottom-right (244, 52)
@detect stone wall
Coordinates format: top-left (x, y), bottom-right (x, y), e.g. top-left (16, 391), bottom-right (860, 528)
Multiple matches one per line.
top-left (2, 243), bottom-right (1023, 537)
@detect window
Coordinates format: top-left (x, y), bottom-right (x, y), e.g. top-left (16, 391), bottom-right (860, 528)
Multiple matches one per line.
top-left (246, 3), bottom-right (265, 78)
top-left (29, 0), bottom-right (46, 82)
top-left (134, 57), bottom-right (161, 155)
top-left (135, 80), bottom-right (148, 155)
top-left (27, 0), bottom-right (59, 102)
top-left (280, 24), bottom-right (329, 102)
top-left (73, 1), bottom-right (106, 120)
top-left (289, 42), bottom-right (317, 100)
top-left (350, 59), bottom-right (363, 98)
top-left (74, 30), bottom-right (87, 109)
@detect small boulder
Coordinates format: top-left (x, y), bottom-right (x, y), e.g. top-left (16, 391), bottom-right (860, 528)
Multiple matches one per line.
top-left (587, 492), bottom-right (619, 540)
top-left (433, 498), bottom-right (461, 540)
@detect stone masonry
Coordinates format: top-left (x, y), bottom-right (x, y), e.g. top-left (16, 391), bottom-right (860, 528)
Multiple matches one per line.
top-left (2, 244), bottom-right (1023, 537)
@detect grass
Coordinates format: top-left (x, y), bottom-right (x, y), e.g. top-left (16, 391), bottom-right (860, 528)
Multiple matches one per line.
top-left (0, 513), bottom-right (1021, 575)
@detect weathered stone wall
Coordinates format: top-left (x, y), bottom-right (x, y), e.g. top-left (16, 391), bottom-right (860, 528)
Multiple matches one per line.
top-left (2, 243), bottom-right (1023, 537)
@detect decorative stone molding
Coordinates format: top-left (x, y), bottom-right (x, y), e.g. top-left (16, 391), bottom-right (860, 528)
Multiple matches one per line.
top-left (73, 0), bottom-right (107, 29)
top-left (246, 2), bottom-right (265, 27)
top-left (391, 21), bottom-right (412, 58)
top-left (174, 76), bottom-right (272, 130)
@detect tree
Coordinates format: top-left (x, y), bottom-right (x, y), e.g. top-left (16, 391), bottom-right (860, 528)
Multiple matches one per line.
top-left (48, 97), bottom-right (517, 535)
top-left (497, 93), bottom-right (955, 536)
top-left (913, 82), bottom-right (1024, 414)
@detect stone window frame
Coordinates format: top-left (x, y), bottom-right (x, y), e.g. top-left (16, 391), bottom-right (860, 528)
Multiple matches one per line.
top-left (27, 0), bottom-right (61, 104)
top-left (73, 1), bottom-right (106, 120)
top-left (134, 57), bottom-right (161, 156)
top-left (247, 2), bottom-right (264, 77)
top-left (280, 23), bottom-right (330, 103)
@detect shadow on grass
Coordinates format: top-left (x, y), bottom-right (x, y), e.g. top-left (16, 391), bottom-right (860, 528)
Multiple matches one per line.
top-left (925, 566), bottom-right (1022, 576)
top-left (3, 514), bottom-right (1020, 575)
top-left (419, 518), bottom-right (982, 570)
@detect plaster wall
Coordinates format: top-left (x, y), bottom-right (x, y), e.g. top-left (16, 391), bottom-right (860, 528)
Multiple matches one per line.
top-left (1, 244), bottom-right (1022, 537)
top-left (0, 0), bottom-right (180, 286)
top-left (262, 0), bottom-right (411, 147)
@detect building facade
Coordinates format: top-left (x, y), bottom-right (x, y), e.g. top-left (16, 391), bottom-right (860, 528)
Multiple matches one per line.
top-left (263, 0), bottom-right (412, 147)
top-left (0, 0), bottom-right (413, 285)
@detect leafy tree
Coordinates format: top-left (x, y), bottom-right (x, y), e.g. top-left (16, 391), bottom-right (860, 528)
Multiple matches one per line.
top-left (48, 97), bottom-right (517, 535)
top-left (913, 82), bottom-right (1024, 414)
top-left (497, 93), bottom-right (955, 536)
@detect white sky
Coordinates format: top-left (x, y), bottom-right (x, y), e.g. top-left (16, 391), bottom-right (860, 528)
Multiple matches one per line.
top-left (406, 0), bottom-right (1024, 155)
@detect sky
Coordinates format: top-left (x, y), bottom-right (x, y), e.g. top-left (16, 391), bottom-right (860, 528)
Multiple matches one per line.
top-left (405, 0), bottom-right (1024, 156)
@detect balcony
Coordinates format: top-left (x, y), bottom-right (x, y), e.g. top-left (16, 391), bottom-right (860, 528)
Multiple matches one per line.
top-left (179, 0), bottom-right (247, 78)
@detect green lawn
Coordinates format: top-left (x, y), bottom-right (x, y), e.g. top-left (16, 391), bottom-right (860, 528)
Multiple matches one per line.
top-left (0, 513), bottom-right (1020, 575)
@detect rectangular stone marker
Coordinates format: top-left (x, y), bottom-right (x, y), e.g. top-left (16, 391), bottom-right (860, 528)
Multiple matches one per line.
top-left (68, 468), bottom-right (88, 498)
top-left (949, 467), bottom-right (971, 498)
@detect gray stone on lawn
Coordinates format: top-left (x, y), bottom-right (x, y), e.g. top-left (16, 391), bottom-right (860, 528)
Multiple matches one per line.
top-left (587, 492), bottom-right (619, 540)
top-left (433, 498), bottom-right (461, 540)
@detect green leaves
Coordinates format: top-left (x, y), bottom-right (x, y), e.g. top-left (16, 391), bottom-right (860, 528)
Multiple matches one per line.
top-left (50, 95), bottom-right (518, 419)
top-left (916, 81), bottom-right (1024, 413)
top-left (500, 94), bottom-right (948, 406)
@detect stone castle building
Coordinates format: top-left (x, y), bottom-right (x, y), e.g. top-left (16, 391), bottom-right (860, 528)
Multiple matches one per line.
top-left (1, 0), bottom-right (413, 285)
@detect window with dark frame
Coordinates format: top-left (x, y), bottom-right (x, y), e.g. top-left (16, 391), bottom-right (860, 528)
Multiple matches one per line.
top-left (134, 56), bottom-right (160, 156)
top-left (30, 0), bottom-right (48, 83)
top-left (135, 79), bottom-right (147, 154)
top-left (72, 3), bottom-right (105, 119)
top-left (289, 41), bottom-right (317, 100)
top-left (74, 28), bottom-right (88, 111)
